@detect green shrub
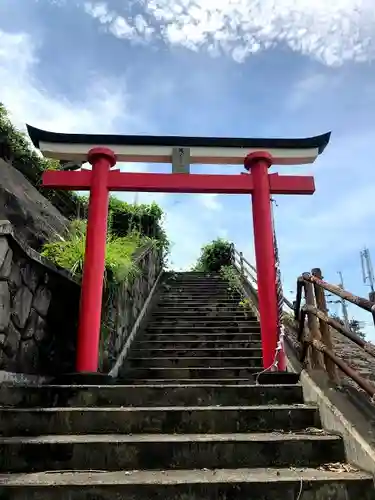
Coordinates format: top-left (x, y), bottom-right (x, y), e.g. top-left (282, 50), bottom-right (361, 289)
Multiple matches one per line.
top-left (41, 219), bottom-right (152, 285)
top-left (193, 238), bottom-right (234, 273)
top-left (78, 195), bottom-right (169, 253)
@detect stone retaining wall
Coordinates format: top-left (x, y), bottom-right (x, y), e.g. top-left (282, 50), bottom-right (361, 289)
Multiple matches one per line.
top-left (0, 219), bottom-right (164, 376)
top-left (0, 221), bottom-right (80, 376)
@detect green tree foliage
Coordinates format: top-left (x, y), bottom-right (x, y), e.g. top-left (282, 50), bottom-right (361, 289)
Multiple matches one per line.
top-left (0, 104), bottom-right (169, 248)
top-left (0, 103), bottom-right (80, 216)
top-left (193, 238), bottom-right (234, 273)
top-left (77, 195), bottom-right (169, 253)
top-left (0, 103), bottom-right (62, 173)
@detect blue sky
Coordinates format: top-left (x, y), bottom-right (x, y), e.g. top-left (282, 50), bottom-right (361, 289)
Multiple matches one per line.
top-left (1, 0), bottom-right (375, 336)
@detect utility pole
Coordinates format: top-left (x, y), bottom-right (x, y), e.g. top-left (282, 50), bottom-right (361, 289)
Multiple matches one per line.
top-left (337, 271), bottom-right (350, 329)
top-left (360, 247), bottom-right (375, 301)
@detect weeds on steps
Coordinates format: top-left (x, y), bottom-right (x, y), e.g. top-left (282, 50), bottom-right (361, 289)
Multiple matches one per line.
top-left (219, 265), bottom-right (258, 317)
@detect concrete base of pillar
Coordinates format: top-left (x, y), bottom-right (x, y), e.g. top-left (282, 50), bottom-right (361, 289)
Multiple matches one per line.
top-left (257, 371), bottom-right (300, 385)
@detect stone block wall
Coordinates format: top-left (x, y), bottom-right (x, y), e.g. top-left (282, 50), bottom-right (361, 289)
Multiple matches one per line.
top-left (100, 245), bottom-right (163, 372)
top-left (0, 221), bottom-right (80, 376)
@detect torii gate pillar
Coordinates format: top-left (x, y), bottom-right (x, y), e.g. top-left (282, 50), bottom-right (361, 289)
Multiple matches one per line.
top-left (244, 152), bottom-right (278, 369)
top-left (76, 147), bottom-right (116, 372)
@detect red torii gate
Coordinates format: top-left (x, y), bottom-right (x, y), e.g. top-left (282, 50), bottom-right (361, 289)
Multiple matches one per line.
top-left (27, 125), bottom-right (330, 375)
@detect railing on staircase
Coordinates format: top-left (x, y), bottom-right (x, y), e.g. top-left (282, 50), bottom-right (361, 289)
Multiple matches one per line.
top-left (292, 269), bottom-right (375, 399)
top-left (231, 246), bottom-right (286, 370)
top-left (101, 242), bottom-right (163, 374)
top-left (230, 247), bottom-right (375, 401)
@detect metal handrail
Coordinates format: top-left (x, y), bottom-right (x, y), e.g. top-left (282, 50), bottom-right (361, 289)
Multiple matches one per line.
top-left (232, 246), bottom-right (294, 311)
top-left (133, 241), bottom-right (158, 264)
top-left (232, 247), bottom-right (257, 284)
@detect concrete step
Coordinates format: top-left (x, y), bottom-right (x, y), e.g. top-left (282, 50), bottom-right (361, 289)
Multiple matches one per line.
top-left (155, 304), bottom-right (248, 310)
top-left (158, 295), bottom-right (241, 307)
top-left (162, 282), bottom-right (235, 286)
top-left (130, 348), bottom-right (263, 357)
top-left (165, 280), bottom-right (228, 285)
top-left (161, 289), bottom-right (237, 295)
top-left (120, 366), bottom-right (267, 379)
top-left (163, 278), bottom-right (229, 282)
top-left (145, 325), bottom-right (260, 334)
top-left (160, 293), bottom-right (240, 300)
top-left (0, 405), bottom-right (320, 436)
top-left (0, 384), bottom-right (305, 408)
top-left (163, 271), bottom-right (223, 283)
top-left (157, 303), bottom-right (245, 309)
top-left (165, 273), bottom-right (223, 277)
top-left (141, 333), bottom-right (261, 342)
top-left (165, 281), bottom-right (229, 284)
top-left (160, 281), bottom-right (238, 293)
top-left (0, 432), bottom-right (345, 472)
top-left (152, 304), bottom-right (248, 314)
top-left (145, 325), bottom-right (261, 333)
top-left (163, 283), bottom-right (231, 289)
top-left (150, 314), bottom-right (255, 320)
top-left (147, 318), bottom-right (259, 326)
top-left (154, 302), bottom-right (251, 308)
top-left (126, 357), bottom-right (263, 368)
top-left (151, 311), bottom-right (256, 319)
top-left (133, 340), bottom-right (262, 349)
top-left (121, 379), bottom-right (256, 385)
top-left (0, 467), bottom-right (373, 500)
top-left (152, 311), bottom-right (253, 318)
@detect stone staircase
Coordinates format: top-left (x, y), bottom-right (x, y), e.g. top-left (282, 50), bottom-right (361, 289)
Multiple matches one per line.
top-left (121, 272), bottom-right (263, 384)
top-left (0, 272), bottom-right (373, 498)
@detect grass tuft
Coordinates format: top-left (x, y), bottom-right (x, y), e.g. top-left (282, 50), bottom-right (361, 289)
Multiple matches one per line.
top-left (41, 219), bottom-right (154, 285)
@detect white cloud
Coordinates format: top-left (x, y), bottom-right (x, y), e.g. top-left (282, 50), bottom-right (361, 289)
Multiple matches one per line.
top-left (286, 73), bottom-right (335, 110)
top-left (84, 1), bottom-right (114, 23)
top-left (0, 29), bottom-right (224, 270)
top-left (0, 29), bottom-right (136, 134)
top-left (117, 162), bottom-right (150, 173)
top-left (83, 0), bottom-right (375, 66)
top-left (84, 2), bottom-right (154, 43)
top-left (198, 193), bottom-right (222, 211)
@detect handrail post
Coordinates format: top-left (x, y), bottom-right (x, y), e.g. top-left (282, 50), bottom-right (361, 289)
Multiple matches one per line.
top-left (311, 268), bottom-right (337, 381)
top-left (230, 243), bottom-right (235, 266)
top-left (239, 252), bottom-right (245, 278)
top-left (295, 277), bottom-right (304, 321)
top-left (370, 292), bottom-right (375, 329)
top-left (303, 278), bottom-right (324, 369)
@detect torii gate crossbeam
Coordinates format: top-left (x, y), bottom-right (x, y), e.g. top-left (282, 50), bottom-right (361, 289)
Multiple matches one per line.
top-left (42, 170), bottom-right (315, 194)
top-left (27, 126), bottom-right (330, 377)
